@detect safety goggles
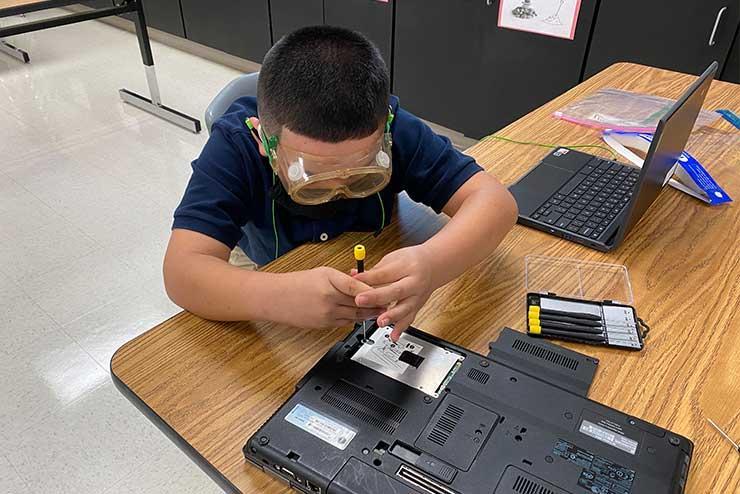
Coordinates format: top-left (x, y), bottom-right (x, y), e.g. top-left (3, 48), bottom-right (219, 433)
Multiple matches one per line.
top-left (247, 111), bottom-right (394, 205)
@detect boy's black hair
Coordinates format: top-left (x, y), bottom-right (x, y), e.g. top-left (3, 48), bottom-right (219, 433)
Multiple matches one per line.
top-left (257, 25), bottom-right (390, 143)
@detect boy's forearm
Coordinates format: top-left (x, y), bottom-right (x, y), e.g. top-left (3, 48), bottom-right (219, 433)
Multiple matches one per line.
top-left (164, 253), bottom-right (286, 322)
top-left (423, 181), bottom-right (518, 289)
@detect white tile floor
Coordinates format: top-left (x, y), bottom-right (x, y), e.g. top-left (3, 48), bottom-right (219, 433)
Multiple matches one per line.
top-left (1, 8), bottom-right (237, 493)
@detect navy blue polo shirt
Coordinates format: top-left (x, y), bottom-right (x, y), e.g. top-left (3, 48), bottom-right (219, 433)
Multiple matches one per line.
top-left (173, 96), bottom-right (483, 266)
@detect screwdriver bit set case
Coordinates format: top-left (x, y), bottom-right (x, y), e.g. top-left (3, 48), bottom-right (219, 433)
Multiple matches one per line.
top-left (524, 255), bottom-right (648, 350)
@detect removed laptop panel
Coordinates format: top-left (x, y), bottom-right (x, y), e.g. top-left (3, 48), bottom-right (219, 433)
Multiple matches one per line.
top-left (244, 323), bottom-right (692, 494)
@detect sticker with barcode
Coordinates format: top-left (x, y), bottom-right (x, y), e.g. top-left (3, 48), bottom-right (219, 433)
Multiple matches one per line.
top-left (285, 404), bottom-right (356, 450)
top-left (580, 419), bottom-right (639, 455)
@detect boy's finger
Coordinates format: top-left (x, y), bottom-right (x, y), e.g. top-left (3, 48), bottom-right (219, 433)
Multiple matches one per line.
top-left (353, 262), bottom-right (402, 286)
top-left (350, 268), bottom-right (358, 276)
top-left (329, 271), bottom-right (373, 297)
top-left (389, 315), bottom-right (414, 342)
top-left (355, 279), bottom-right (411, 307)
top-left (335, 306), bottom-right (385, 321)
top-left (376, 300), bottom-right (415, 328)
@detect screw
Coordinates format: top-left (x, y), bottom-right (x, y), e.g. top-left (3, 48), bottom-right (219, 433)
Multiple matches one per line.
top-left (628, 418), bottom-right (636, 425)
top-left (480, 360), bottom-right (490, 368)
top-left (564, 411), bottom-right (573, 420)
top-left (545, 456), bottom-right (553, 463)
top-left (647, 446), bottom-right (656, 454)
top-left (423, 396), bottom-right (432, 404)
top-left (259, 436), bottom-right (269, 446)
top-left (669, 436), bottom-right (680, 446)
top-left (362, 448), bottom-right (370, 455)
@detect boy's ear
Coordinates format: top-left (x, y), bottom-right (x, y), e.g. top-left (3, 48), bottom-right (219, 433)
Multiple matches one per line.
top-left (247, 117), bottom-right (267, 157)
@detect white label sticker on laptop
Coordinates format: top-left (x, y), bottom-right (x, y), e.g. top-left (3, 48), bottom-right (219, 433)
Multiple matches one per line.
top-left (579, 419), bottom-right (638, 455)
top-left (285, 404), bottom-right (356, 450)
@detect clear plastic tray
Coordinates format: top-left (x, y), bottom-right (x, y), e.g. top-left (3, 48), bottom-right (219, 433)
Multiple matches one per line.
top-left (524, 255), bottom-right (633, 305)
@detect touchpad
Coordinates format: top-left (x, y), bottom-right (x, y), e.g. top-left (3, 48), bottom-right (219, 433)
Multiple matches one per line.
top-left (509, 164), bottom-right (574, 217)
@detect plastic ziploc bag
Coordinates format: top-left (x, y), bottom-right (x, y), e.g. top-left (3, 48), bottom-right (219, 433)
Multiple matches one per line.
top-left (554, 88), bottom-right (720, 132)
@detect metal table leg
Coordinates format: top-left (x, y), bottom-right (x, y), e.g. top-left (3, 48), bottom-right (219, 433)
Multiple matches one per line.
top-left (0, 39), bottom-right (29, 62)
top-left (118, 0), bottom-right (201, 133)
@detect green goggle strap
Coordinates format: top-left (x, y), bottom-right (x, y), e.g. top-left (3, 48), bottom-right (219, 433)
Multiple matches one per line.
top-left (245, 118), bottom-right (278, 166)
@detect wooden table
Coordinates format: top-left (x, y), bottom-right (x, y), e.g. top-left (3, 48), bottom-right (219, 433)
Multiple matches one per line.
top-left (112, 63), bottom-right (740, 493)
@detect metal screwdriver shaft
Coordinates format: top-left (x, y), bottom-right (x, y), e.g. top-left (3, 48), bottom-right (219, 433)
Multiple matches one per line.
top-left (707, 418), bottom-right (740, 454)
top-left (354, 245), bottom-right (368, 343)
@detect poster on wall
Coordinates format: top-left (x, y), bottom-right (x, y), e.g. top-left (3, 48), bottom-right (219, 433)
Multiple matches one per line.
top-left (497, 0), bottom-right (582, 40)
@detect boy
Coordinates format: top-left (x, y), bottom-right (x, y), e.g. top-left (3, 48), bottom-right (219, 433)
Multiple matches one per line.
top-left (164, 26), bottom-right (517, 341)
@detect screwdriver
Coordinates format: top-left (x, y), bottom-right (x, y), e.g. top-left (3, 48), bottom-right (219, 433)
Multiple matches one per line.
top-left (707, 418), bottom-right (740, 454)
top-left (354, 245), bottom-right (370, 343)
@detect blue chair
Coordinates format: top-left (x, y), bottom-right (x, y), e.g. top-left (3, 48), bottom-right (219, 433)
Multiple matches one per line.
top-left (205, 72), bottom-right (259, 134)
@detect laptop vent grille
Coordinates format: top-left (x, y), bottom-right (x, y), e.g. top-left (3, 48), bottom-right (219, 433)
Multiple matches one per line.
top-left (322, 381), bottom-right (407, 434)
top-left (427, 403), bottom-right (464, 446)
top-left (467, 368), bottom-right (490, 384)
top-left (511, 338), bottom-right (579, 371)
top-left (512, 474), bottom-right (557, 494)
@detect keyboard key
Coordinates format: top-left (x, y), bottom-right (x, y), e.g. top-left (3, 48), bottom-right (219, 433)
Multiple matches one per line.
top-left (579, 227), bottom-right (594, 236)
top-left (586, 221), bottom-right (599, 228)
top-left (597, 160), bottom-right (611, 170)
top-left (594, 212), bottom-right (606, 219)
top-left (532, 213), bottom-right (540, 219)
top-left (555, 218), bottom-right (571, 229)
top-left (585, 205), bottom-right (597, 212)
top-left (590, 231), bottom-right (601, 239)
top-left (543, 213), bottom-right (562, 225)
top-left (576, 214), bottom-right (590, 222)
top-left (566, 224), bottom-right (580, 233)
top-left (550, 199), bottom-right (561, 205)
top-left (559, 174), bottom-right (587, 195)
top-left (564, 212), bottom-right (576, 219)
top-left (554, 206), bottom-right (567, 213)
top-left (571, 221), bottom-right (584, 228)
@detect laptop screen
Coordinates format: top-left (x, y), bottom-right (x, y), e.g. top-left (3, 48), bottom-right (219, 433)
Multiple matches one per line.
top-left (620, 62), bottom-right (717, 239)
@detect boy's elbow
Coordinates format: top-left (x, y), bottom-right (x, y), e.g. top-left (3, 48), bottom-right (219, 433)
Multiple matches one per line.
top-left (162, 253), bottom-right (187, 309)
top-left (500, 186), bottom-right (519, 228)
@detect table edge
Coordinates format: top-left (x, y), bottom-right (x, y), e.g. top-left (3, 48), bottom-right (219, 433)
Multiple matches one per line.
top-left (110, 362), bottom-right (241, 494)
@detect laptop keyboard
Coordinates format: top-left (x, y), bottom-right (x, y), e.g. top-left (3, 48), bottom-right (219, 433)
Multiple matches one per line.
top-left (531, 158), bottom-right (640, 240)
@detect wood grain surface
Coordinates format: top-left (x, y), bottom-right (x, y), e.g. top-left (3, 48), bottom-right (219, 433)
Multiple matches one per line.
top-left (112, 63), bottom-right (740, 493)
top-left (0, 0), bottom-right (49, 11)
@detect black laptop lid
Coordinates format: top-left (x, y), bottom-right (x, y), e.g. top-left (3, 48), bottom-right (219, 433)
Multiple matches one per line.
top-left (615, 62), bottom-right (717, 245)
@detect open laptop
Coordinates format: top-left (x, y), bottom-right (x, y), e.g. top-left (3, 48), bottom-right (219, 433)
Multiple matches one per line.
top-left (244, 323), bottom-right (693, 494)
top-left (510, 62), bottom-right (717, 251)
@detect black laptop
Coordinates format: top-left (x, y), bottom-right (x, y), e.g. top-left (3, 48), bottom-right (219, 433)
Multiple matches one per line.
top-left (244, 323), bottom-right (692, 493)
top-left (510, 62), bottom-right (717, 251)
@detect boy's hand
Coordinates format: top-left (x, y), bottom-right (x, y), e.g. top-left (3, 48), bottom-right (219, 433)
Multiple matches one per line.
top-left (352, 246), bottom-right (434, 341)
top-left (284, 267), bottom-right (383, 329)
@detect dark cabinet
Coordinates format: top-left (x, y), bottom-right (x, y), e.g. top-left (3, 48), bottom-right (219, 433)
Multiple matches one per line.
top-left (394, 0), bottom-right (598, 139)
top-left (585, 1), bottom-right (739, 78)
top-left (180, 0), bottom-right (272, 62)
top-left (270, 0), bottom-right (324, 42)
top-left (82, 0), bottom-right (184, 37)
top-left (140, 0), bottom-right (185, 37)
top-left (720, 25), bottom-right (740, 83)
top-left (324, 0), bottom-right (394, 68)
